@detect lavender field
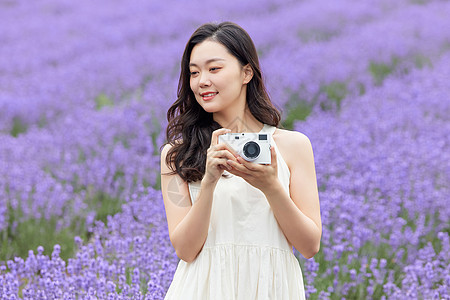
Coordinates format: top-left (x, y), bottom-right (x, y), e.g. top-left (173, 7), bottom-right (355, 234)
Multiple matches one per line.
top-left (1, 0), bottom-right (449, 299)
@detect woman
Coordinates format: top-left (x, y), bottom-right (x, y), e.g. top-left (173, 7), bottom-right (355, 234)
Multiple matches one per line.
top-left (160, 21), bottom-right (321, 299)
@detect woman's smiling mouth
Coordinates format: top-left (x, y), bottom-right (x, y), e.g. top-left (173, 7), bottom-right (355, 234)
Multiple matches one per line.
top-left (200, 92), bottom-right (218, 101)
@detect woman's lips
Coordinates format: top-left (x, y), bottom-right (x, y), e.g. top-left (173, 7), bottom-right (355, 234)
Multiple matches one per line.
top-left (201, 92), bottom-right (218, 101)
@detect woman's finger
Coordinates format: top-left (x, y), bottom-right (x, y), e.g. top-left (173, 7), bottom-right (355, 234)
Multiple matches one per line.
top-left (215, 157), bottom-right (233, 171)
top-left (270, 144), bottom-right (277, 168)
top-left (213, 149), bottom-right (238, 161)
top-left (226, 166), bottom-right (247, 178)
top-left (236, 156), bottom-right (261, 171)
top-left (227, 159), bottom-right (251, 175)
top-left (213, 143), bottom-right (239, 158)
top-left (210, 128), bottom-right (231, 147)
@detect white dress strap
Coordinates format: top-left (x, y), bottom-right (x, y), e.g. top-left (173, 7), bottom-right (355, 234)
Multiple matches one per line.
top-left (261, 123), bottom-right (276, 135)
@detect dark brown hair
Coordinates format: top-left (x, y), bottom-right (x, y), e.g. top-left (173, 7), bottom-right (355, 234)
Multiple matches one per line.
top-left (163, 21), bottom-right (282, 182)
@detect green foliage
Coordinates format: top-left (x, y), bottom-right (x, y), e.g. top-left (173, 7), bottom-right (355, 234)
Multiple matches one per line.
top-left (283, 82), bottom-right (347, 130)
top-left (298, 30), bottom-right (336, 43)
top-left (78, 149), bottom-right (87, 163)
top-left (150, 111), bottom-right (163, 190)
top-left (38, 114), bottom-right (48, 128)
top-left (358, 82), bottom-right (366, 96)
top-left (295, 213), bottom-right (448, 300)
top-left (0, 187), bottom-right (123, 262)
top-left (283, 98), bottom-right (313, 130)
top-left (0, 212), bottom-right (85, 262)
top-left (122, 267), bottom-right (150, 294)
top-left (320, 81), bottom-right (347, 111)
top-left (87, 189), bottom-right (123, 226)
top-left (414, 54), bottom-right (433, 69)
top-left (410, 0), bottom-right (430, 5)
top-left (369, 57), bottom-right (399, 86)
top-left (95, 93), bottom-right (114, 110)
top-left (10, 117), bottom-right (28, 137)
top-left (114, 136), bottom-right (131, 149)
top-left (370, 55), bottom-right (432, 87)
top-left (153, 175), bottom-right (161, 191)
top-left (299, 241), bottom-right (405, 300)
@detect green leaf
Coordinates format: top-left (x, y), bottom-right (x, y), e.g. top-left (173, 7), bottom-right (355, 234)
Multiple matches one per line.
top-left (95, 93), bottom-right (114, 110)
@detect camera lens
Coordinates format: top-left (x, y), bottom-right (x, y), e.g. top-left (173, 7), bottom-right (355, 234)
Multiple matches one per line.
top-left (243, 141), bottom-right (260, 159)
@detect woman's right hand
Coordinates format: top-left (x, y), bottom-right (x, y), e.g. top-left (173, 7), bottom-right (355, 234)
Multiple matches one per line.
top-left (203, 128), bottom-right (238, 185)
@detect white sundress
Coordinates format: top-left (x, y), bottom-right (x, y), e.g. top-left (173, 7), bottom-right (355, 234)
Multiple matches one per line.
top-left (164, 124), bottom-right (306, 300)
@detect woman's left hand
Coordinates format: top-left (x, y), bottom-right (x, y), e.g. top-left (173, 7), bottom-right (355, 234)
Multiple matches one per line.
top-left (226, 145), bottom-right (279, 193)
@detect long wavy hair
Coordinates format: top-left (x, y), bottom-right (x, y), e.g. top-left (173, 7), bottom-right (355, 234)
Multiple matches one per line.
top-left (164, 21), bottom-right (282, 182)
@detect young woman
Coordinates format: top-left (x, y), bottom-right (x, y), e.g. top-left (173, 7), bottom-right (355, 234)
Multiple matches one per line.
top-left (160, 21), bottom-right (321, 299)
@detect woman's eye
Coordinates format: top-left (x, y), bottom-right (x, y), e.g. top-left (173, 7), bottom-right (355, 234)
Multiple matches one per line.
top-left (210, 67), bottom-right (221, 72)
top-left (190, 71), bottom-right (198, 76)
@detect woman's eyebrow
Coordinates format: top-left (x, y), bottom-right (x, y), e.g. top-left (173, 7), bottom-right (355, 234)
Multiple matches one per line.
top-left (189, 58), bottom-right (225, 67)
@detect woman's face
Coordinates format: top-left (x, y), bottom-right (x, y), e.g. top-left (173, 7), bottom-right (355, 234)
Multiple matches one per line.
top-left (189, 40), bottom-right (252, 114)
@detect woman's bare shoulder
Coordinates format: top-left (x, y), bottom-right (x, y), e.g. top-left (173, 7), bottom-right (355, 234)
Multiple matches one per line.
top-left (273, 128), bottom-right (312, 166)
top-left (160, 139), bottom-right (183, 169)
top-left (274, 128), bottom-right (309, 142)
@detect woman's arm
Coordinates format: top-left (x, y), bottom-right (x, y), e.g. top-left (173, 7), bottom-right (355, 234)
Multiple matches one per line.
top-left (226, 131), bottom-right (322, 258)
top-left (161, 144), bottom-right (216, 262)
top-left (263, 132), bottom-right (322, 258)
top-left (161, 128), bottom-right (238, 262)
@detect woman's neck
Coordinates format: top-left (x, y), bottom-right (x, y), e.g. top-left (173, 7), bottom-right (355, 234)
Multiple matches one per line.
top-left (213, 106), bottom-right (263, 133)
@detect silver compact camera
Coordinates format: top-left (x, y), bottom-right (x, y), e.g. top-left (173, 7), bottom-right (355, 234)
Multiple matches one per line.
top-left (218, 132), bottom-right (271, 164)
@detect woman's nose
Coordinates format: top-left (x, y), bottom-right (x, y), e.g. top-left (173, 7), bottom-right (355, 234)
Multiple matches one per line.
top-left (199, 73), bottom-right (211, 87)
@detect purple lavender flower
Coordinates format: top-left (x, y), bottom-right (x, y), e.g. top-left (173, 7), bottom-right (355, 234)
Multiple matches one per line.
top-left (1, 1), bottom-right (449, 299)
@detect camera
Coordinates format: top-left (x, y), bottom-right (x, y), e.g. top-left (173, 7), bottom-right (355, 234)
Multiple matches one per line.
top-left (218, 132), bottom-right (271, 164)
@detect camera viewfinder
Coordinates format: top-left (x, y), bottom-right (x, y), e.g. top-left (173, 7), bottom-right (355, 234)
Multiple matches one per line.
top-left (259, 134), bottom-right (267, 140)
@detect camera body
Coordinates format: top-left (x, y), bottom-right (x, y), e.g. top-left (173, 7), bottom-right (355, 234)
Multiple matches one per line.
top-left (218, 132), bottom-right (271, 164)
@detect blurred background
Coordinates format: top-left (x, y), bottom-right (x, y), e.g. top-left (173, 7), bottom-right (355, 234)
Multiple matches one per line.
top-left (0, 0), bottom-right (449, 299)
